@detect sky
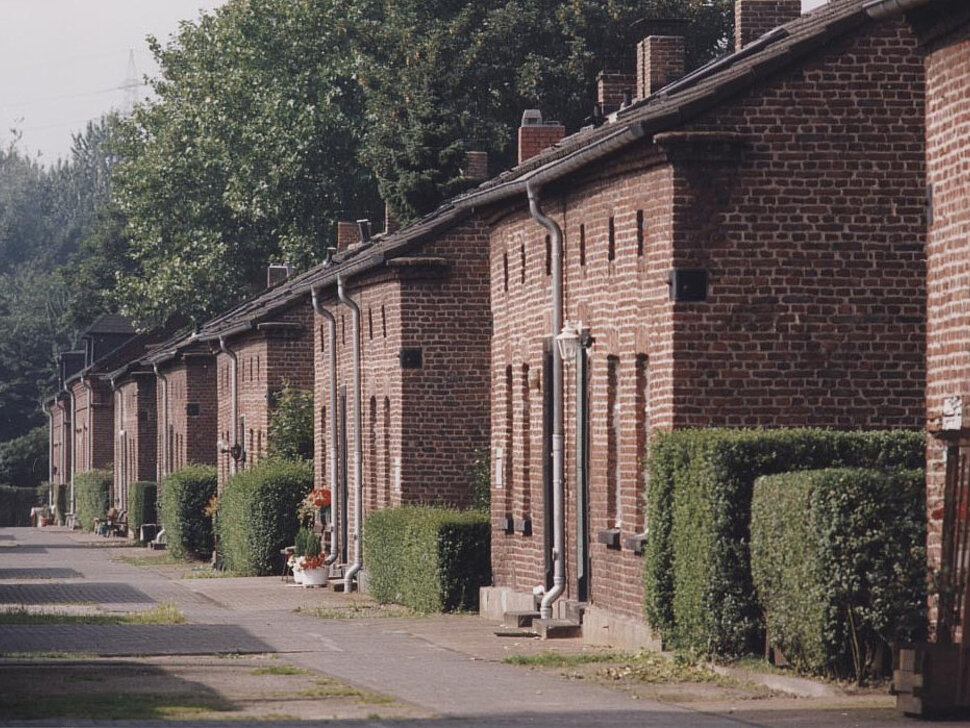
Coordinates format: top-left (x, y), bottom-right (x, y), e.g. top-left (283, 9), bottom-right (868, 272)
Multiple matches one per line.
top-left (1, 0), bottom-right (828, 165)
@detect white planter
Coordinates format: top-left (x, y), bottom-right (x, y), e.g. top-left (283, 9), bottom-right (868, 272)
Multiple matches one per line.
top-left (302, 566), bottom-right (329, 587)
top-left (292, 564), bottom-right (305, 585)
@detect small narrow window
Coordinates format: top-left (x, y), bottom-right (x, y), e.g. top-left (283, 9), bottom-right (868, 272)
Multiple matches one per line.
top-left (368, 308), bottom-right (374, 340)
top-left (320, 325), bottom-right (325, 352)
top-left (256, 355), bottom-right (260, 382)
top-left (545, 235), bottom-right (551, 276)
top-left (636, 210), bottom-right (644, 257)
top-left (579, 224), bottom-right (586, 267)
top-left (635, 354), bottom-right (649, 530)
top-left (606, 356), bottom-right (619, 527)
top-left (521, 364), bottom-right (532, 516)
top-left (505, 365), bottom-right (514, 516)
top-left (520, 243), bottom-right (526, 285)
top-left (503, 252), bottom-right (509, 292)
top-left (381, 305), bottom-right (387, 337)
top-left (341, 315), bottom-right (345, 345)
top-left (608, 216), bottom-right (616, 262)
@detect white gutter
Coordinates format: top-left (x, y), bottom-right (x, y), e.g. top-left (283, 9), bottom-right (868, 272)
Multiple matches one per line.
top-left (45, 406), bottom-right (53, 506)
top-left (863, 0), bottom-right (931, 18)
top-left (311, 286), bottom-right (342, 567)
top-left (153, 363), bottom-right (169, 481)
top-left (82, 376), bottom-right (94, 471)
top-left (527, 181), bottom-right (566, 621)
top-left (68, 386), bottom-right (77, 514)
top-left (338, 275), bottom-right (363, 592)
top-left (218, 337), bottom-right (239, 476)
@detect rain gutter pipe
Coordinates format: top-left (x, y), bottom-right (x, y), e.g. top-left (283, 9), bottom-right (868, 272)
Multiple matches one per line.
top-left (68, 385), bottom-right (77, 514)
top-left (311, 286), bottom-right (341, 567)
top-left (219, 337), bottom-right (239, 476)
top-left (527, 181), bottom-right (566, 620)
top-left (45, 406), bottom-right (53, 506)
top-left (82, 376), bottom-right (94, 472)
top-left (337, 275), bottom-right (363, 592)
top-left (153, 363), bottom-right (169, 481)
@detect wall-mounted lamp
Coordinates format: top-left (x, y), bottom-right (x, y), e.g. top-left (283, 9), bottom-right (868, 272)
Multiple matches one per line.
top-left (556, 321), bottom-right (593, 361)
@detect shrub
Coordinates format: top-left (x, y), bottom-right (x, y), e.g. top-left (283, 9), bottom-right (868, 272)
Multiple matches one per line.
top-left (267, 384), bottom-right (314, 462)
top-left (74, 469), bottom-right (112, 532)
top-left (644, 428), bottom-right (924, 658)
top-left (751, 468), bottom-right (926, 681)
top-left (364, 506), bottom-right (490, 612)
top-left (467, 448), bottom-right (490, 512)
top-left (0, 484), bottom-right (43, 526)
top-left (160, 465), bottom-right (217, 559)
top-left (217, 458), bottom-right (313, 575)
top-left (129, 481), bottom-right (158, 538)
top-left (294, 526), bottom-right (321, 557)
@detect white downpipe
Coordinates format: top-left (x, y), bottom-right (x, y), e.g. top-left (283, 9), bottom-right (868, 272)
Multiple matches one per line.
top-left (153, 364), bottom-right (169, 481)
top-left (338, 276), bottom-right (363, 591)
top-left (311, 286), bottom-right (341, 566)
top-left (111, 380), bottom-right (122, 510)
top-left (68, 386), bottom-right (77, 514)
top-left (218, 337), bottom-right (239, 476)
top-left (528, 181), bottom-right (566, 620)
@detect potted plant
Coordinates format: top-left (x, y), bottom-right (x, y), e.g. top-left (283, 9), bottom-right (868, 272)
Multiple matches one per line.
top-left (299, 551), bottom-right (329, 587)
top-left (291, 527), bottom-right (314, 585)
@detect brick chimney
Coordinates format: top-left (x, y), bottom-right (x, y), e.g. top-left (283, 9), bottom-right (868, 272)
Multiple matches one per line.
top-left (336, 221), bottom-right (359, 250)
top-left (518, 110), bottom-right (566, 164)
top-left (636, 35), bottom-right (685, 99)
top-left (735, 0), bottom-right (801, 51)
top-left (384, 202), bottom-right (400, 236)
top-left (597, 71), bottom-right (637, 113)
top-left (464, 150), bottom-right (489, 180)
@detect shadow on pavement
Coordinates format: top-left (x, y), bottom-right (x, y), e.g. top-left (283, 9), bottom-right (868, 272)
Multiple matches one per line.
top-left (0, 568), bottom-right (84, 580)
top-left (0, 581), bottom-right (153, 604)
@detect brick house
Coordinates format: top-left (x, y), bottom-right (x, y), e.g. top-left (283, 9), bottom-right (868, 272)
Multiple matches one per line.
top-left (865, 0), bottom-right (970, 713)
top-left (453, 0), bottom-right (927, 645)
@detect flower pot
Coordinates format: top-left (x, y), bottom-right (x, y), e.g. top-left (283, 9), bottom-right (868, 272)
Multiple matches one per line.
top-left (292, 564), bottom-right (305, 585)
top-left (302, 566), bottom-right (329, 587)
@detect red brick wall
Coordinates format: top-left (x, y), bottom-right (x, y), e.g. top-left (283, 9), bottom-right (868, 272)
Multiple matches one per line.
top-left (489, 18), bottom-right (927, 621)
top-left (312, 219), bottom-right (492, 556)
top-left (158, 355), bottom-right (219, 480)
top-left (923, 22), bottom-right (970, 639)
top-left (216, 303), bottom-right (314, 489)
top-left (49, 398), bottom-right (71, 485)
top-left (69, 378), bottom-right (114, 477)
top-left (114, 376), bottom-right (157, 510)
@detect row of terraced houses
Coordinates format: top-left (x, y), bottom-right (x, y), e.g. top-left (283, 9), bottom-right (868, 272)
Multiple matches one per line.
top-left (44, 0), bottom-right (970, 694)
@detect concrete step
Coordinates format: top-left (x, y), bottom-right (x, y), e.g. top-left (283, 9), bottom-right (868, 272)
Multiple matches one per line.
top-left (503, 610), bottom-right (540, 628)
top-left (534, 618), bottom-right (582, 639)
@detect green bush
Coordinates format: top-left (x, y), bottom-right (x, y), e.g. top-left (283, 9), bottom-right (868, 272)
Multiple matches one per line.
top-left (129, 481), bottom-right (158, 537)
top-left (217, 458), bottom-right (313, 575)
top-left (364, 506), bottom-right (490, 612)
top-left (267, 384), bottom-right (314, 462)
top-left (644, 428), bottom-right (924, 658)
top-left (294, 526), bottom-right (320, 557)
top-left (751, 468), bottom-right (926, 681)
top-left (0, 426), bottom-right (49, 488)
top-left (74, 469), bottom-right (112, 532)
top-left (160, 465), bottom-right (217, 559)
top-left (0, 484), bottom-right (44, 526)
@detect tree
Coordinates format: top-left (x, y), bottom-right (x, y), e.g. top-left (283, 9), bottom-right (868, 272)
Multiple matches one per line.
top-left (358, 0), bottom-right (734, 220)
top-left (111, 0), bottom-right (381, 327)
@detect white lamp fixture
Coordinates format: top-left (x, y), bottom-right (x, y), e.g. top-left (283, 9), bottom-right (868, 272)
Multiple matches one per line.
top-left (556, 322), bottom-right (583, 361)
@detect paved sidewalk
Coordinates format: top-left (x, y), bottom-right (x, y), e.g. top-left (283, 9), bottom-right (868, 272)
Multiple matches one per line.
top-left (0, 526), bottom-right (936, 727)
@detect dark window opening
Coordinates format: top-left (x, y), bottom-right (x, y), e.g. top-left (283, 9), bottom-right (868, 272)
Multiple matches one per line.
top-left (579, 224), bottom-right (586, 267)
top-left (636, 210), bottom-right (644, 257)
top-left (608, 216), bottom-right (616, 262)
top-left (545, 235), bottom-right (551, 276)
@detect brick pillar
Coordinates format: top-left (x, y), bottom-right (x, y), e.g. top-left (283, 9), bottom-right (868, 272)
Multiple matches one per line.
top-left (517, 110), bottom-right (566, 164)
top-left (597, 71), bottom-right (637, 113)
top-left (734, 0), bottom-right (801, 51)
top-left (636, 35), bottom-right (685, 99)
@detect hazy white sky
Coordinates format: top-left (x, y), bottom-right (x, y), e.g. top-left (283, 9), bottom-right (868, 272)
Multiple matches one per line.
top-left (1, 0), bottom-right (829, 165)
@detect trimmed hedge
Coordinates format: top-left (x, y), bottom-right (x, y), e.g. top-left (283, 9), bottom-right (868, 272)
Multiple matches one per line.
top-left (644, 428), bottom-right (924, 658)
top-left (364, 506), bottom-right (490, 613)
top-left (160, 465), bottom-right (217, 559)
top-left (74, 469), bottom-right (112, 532)
top-left (751, 468), bottom-right (926, 680)
top-left (217, 458), bottom-right (313, 575)
top-left (0, 484), bottom-right (44, 526)
top-left (129, 481), bottom-right (157, 538)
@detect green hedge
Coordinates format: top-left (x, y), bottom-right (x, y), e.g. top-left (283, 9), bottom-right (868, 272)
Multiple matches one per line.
top-left (217, 458), bottom-right (313, 575)
top-left (364, 506), bottom-right (490, 612)
top-left (751, 468), bottom-right (926, 681)
top-left (160, 465), bottom-right (217, 559)
top-left (644, 428), bottom-right (924, 658)
top-left (74, 469), bottom-right (112, 532)
top-left (129, 481), bottom-right (157, 538)
top-left (0, 484), bottom-right (44, 526)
